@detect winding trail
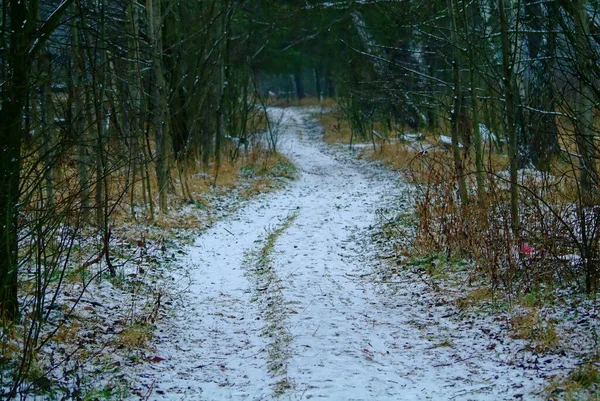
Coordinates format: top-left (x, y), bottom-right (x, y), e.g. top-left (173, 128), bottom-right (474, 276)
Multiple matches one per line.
top-left (132, 108), bottom-right (547, 400)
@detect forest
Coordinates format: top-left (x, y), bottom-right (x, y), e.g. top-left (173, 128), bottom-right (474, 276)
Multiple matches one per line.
top-left (2, 0), bottom-right (600, 399)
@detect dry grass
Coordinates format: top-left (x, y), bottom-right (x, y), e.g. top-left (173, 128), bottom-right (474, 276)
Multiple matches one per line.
top-left (318, 112), bottom-right (404, 146)
top-left (318, 112), bottom-right (433, 175)
top-left (556, 115), bottom-right (582, 157)
top-left (366, 116), bottom-right (586, 301)
top-left (117, 323), bottom-right (153, 349)
top-left (317, 111), bottom-right (513, 184)
top-left (509, 309), bottom-right (560, 352)
top-left (367, 143), bottom-right (421, 171)
top-left (110, 146), bottom-right (295, 232)
top-left (241, 178), bottom-right (273, 198)
top-left (455, 287), bottom-right (493, 310)
top-left (547, 363), bottom-right (600, 400)
top-left (0, 326), bottom-right (24, 368)
top-left (17, 104), bottom-right (278, 229)
top-left (318, 112), bottom-right (354, 145)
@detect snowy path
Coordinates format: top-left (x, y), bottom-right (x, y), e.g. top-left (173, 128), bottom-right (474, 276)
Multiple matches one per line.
top-left (132, 108), bottom-right (546, 400)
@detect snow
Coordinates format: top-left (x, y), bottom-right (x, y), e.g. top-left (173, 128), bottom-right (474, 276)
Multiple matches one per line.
top-left (125, 108), bottom-right (569, 400)
top-left (496, 167), bottom-right (558, 190)
top-left (401, 132), bottom-right (424, 142)
top-left (438, 135), bottom-right (463, 148)
top-left (479, 123), bottom-right (499, 143)
top-left (439, 135), bottom-right (453, 146)
top-left (557, 254), bottom-right (582, 266)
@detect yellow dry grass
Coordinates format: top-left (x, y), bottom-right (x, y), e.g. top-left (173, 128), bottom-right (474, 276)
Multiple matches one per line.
top-left (317, 109), bottom-right (592, 197)
top-left (367, 143), bottom-right (419, 171)
top-left (455, 287), bottom-right (493, 310)
top-left (318, 112), bottom-right (354, 145)
top-left (318, 112), bottom-right (406, 146)
top-left (107, 145), bottom-right (295, 232)
top-left (509, 309), bottom-right (559, 352)
top-left (118, 323), bottom-right (153, 349)
top-left (0, 325), bottom-right (24, 366)
top-left (547, 363), bottom-right (600, 400)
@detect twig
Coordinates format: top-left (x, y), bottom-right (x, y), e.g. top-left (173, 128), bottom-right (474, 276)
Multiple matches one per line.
top-left (141, 379), bottom-right (157, 401)
top-left (448, 385), bottom-right (493, 400)
top-left (434, 354), bottom-right (477, 367)
top-left (242, 348), bottom-right (266, 359)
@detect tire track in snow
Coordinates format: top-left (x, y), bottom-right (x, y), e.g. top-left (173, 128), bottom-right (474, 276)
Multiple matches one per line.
top-left (130, 108), bottom-right (323, 400)
top-left (243, 212), bottom-right (298, 396)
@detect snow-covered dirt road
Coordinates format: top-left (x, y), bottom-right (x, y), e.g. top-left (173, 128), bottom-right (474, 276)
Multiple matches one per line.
top-left (130, 108), bottom-right (551, 400)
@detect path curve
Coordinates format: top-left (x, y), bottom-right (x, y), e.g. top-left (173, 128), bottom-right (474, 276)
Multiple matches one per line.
top-left (131, 108), bottom-right (546, 400)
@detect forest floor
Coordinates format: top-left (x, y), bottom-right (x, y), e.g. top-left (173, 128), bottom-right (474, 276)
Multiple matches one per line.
top-left (121, 107), bottom-right (584, 400)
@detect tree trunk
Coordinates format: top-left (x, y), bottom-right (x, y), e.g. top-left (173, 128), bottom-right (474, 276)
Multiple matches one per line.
top-left (0, 0), bottom-right (32, 320)
top-left (40, 53), bottom-right (55, 207)
top-left (461, 0), bottom-right (485, 199)
top-left (447, 0), bottom-right (469, 205)
top-left (129, 0), bottom-right (154, 220)
top-left (215, 1), bottom-right (228, 169)
top-left (148, 0), bottom-right (171, 212)
top-left (314, 67), bottom-right (322, 103)
top-left (91, 3), bottom-right (107, 228)
top-left (470, 65), bottom-right (485, 199)
top-left (524, 0), bottom-right (560, 171)
top-left (0, 93), bottom-right (24, 321)
top-left (294, 70), bottom-right (305, 100)
top-left (326, 73), bottom-right (336, 98)
top-left (572, 0), bottom-right (598, 207)
top-left (499, 0), bottom-right (520, 234)
top-left (72, 19), bottom-right (90, 219)
top-left (163, 5), bottom-right (190, 163)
